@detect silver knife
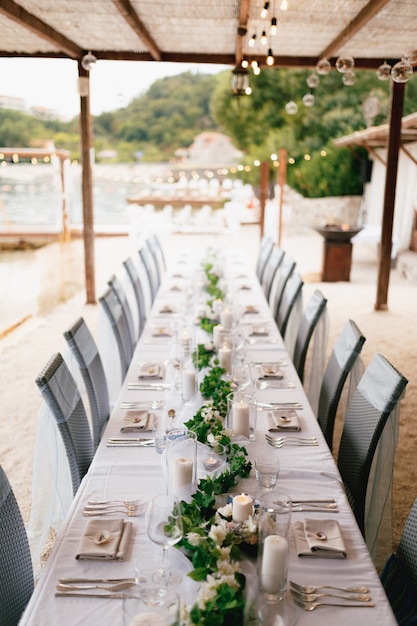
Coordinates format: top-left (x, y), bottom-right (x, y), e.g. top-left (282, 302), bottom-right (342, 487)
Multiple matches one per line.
top-left (127, 383), bottom-right (170, 390)
top-left (256, 402), bottom-right (303, 409)
top-left (55, 592), bottom-right (139, 599)
top-left (107, 437), bottom-right (154, 444)
top-left (58, 578), bottom-right (136, 584)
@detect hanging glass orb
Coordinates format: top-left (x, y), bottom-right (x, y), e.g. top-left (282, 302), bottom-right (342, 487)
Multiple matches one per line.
top-left (376, 61), bottom-right (391, 81)
top-left (316, 58), bottom-right (331, 75)
top-left (81, 51), bottom-right (97, 71)
top-left (336, 54), bottom-right (355, 73)
top-left (391, 58), bottom-right (413, 83)
top-left (342, 70), bottom-right (356, 86)
top-left (306, 73), bottom-right (320, 88)
top-left (285, 100), bottom-right (298, 115)
top-left (303, 93), bottom-right (315, 107)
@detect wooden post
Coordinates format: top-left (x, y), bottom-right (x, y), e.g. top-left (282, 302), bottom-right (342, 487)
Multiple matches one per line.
top-left (259, 161), bottom-right (269, 239)
top-left (278, 148), bottom-right (287, 246)
top-left (78, 64), bottom-right (96, 304)
top-left (375, 80), bottom-right (405, 311)
top-left (59, 155), bottom-right (71, 243)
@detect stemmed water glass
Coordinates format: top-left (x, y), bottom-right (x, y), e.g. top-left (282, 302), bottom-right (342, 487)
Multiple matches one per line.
top-left (146, 493), bottom-right (184, 588)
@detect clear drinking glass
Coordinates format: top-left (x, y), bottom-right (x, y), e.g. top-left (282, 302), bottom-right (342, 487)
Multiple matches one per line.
top-left (146, 494), bottom-right (184, 588)
top-left (254, 452), bottom-right (280, 492)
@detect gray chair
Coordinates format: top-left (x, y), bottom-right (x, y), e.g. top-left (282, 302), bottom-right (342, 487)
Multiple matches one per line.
top-left (338, 353), bottom-right (408, 538)
top-left (108, 273), bottom-right (136, 353)
top-left (146, 234), bottom-right (166, 287)
top-left (397, 499), bottom-right (417, 592)
top-left (63, 317), bottom-right (110, 450)
top-left (292, 289), bottom-right (328, 384)
top-left (139, 244), bottom-right (159, 304)
top-left (317, 319), bottom-right (366, 451)
top-left (255, 235), bottom-right (274, 283)
top-left (35, 353), bottom-right (94, 496)
top-left (275, 270), bottom-right (304, 338)
top-left (262, 247), bottom-right (285, 302)
top-left (0, 465), bottom-right (34, 626)
top-left (269, 256), bottom-right (296, 320)
top-left (99, 286), bottom-right (132, 379)
top-left (123, 257), bottom-right (147, 338)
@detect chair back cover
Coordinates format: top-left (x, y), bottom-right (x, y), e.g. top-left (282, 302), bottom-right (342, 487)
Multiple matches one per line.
top-left (108, 274), bottom-right (136, 355)
top-left (0, 465), bottom-right (34, 625)
top-left (139, 244), bottom-right (159, 303)
top-left (269, 256), bottom-right (296, 320)
top-left (146, 234), bottom-right (165, 287)
top-left (123, 257), bottom-right (147, 338)
top-left (255, 236), bottom-right (274, 282)
top-left (398, 498), bottom-right (417, 591)
top-left (262, 247), bottom-right (285, 302)
top-left (64, 317), bottom-right (110, 450)
top-left (276, 271), bottom-right (304, 353)
top-left (338, 353), bottom-right (408, 565)
top-left (99, 286), bottom-right (132, 379)
top-left (317, 319), bottom-right (366, 451)
top-left (35, 352), bottom-right (94, 496)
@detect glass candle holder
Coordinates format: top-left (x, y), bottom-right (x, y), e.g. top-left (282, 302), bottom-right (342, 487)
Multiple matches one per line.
top-left (180, 347), bottom-right (198, 404)
top-left (257, 493), bottom-right (292, 603)
top-left (166, 429), bottom-right (197, 496)
top-left (227, 391), bottom-right (256, 440)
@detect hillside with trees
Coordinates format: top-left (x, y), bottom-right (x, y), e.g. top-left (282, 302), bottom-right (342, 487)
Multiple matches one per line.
top-left (0, 67), bottom-right (416, 197)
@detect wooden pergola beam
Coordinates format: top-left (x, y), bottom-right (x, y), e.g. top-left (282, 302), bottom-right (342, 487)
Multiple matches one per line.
top-left (319, 0), bottom-right (391, 60)
top-left (236, 0), bottom-right (252, 65)
top-left (112, 0), bottom-right (161, 61)
top-left (0, 0), bottom-right (82, 58)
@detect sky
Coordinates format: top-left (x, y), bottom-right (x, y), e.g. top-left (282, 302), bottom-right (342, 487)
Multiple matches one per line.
top-left (0, 57), bottom-right (229, 120)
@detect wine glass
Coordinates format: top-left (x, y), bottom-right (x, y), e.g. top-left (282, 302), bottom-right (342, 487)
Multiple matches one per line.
top-left (232, 355), bottom-right (253, 391)
top-left (146, 494), bottom-right (184, 587)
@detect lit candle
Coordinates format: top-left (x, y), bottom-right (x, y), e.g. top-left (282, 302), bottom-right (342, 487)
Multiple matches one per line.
top-left (130, 613), bottom-right (168, 626)
top-left (220, 307), bottom-right (233, 330)
top-left (172, 456), bottom-right (193, 489)
top-left (219, 345), bottom-right (232, 373)
top-left (182, 368), bottom-right (196, 401)
top-left (203, 456), bottom-right (220, 471)
top-left (261, 535), bottom-right (288, 594)
top-left (232, 493), bottom-right (253, 522)
top-left (232, 400), bottom-right (250, 438)
top-left (212, 324), bottom-right (223, 348)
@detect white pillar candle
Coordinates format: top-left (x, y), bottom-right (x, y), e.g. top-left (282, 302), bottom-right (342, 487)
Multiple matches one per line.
top-left (182, 368), bottom-right (196, 401)
top-left (232, 400), bottom-right (250, 438)
top-left (261, 535), bottom-right (288, 594)
top-left (232, 493), bottom-right (253, 522)
top-left (212, 324), bottom-right (223, 348)
top-left (130, 613), bottom-right (168, 626)
top-left (219, 345), bottom-right (232, 373)
top-left (173, 456), bottom-right (193, 489)
top-left (220, 307), bottom-right (233, 330)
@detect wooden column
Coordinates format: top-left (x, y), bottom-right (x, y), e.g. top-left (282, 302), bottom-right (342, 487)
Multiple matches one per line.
top-left (375, 80), bottom-right (405, 311)
top-left (259, 161), bottom-right (269, 239)
top-left (78, 63), bottom-right (96, 304)
top-left (278, 148), bottom-right (287, 246)
top-left (59, 155), bottom-right (71, 243)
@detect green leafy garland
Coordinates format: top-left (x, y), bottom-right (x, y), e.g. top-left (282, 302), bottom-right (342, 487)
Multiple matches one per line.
top-left (177, 257), bottom-right (253, 626)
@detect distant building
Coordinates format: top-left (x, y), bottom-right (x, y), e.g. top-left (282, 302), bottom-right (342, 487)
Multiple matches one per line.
top-left (0, 94), bottom-right (26, 112)
top-left (176, 132), bottom-right (242, 165)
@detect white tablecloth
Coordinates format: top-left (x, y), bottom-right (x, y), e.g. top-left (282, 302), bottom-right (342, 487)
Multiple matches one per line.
top-left (20, 250), bottom-right (395, 626)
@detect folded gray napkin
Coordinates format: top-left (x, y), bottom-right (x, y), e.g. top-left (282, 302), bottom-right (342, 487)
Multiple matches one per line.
top-left (138, 363), bottom-right (164, 380)
top-left (151, 327), bottom-right (173, 337)
top-left (121, 412), bottom-right (155, 432)
top-left (76, 518), bottom-right (133, 560)
top-left (294, 519), bottom-right (346, 559)
top-left (250, 325), bottom-right (269, 336)
top-left (268, 409), bottom-right (301, 431)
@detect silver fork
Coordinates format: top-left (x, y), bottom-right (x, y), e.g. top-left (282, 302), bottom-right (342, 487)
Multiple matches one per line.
top-left (293, 596), bottom-right (374, 610)
top-left (290, 581), bottom-right (369, 594)
top-left (257, 380), bottom-right (296, 389)
top-left (265, 435), bottom-right (318, 447)
top-left (120, 401), bottom-right (163, 409)
top-left (83, 505), bottom-right (146, 517)
top-left (87, 499), bottom-right (142, 508)
top-left (291, 590), bottom-right (371, 602)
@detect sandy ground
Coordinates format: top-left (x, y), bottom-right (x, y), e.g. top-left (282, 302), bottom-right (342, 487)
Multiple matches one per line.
top-left (1, 220), bottom-right (416, 559)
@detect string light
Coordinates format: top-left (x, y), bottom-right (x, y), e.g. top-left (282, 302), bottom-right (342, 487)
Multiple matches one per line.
top-left (261, 2), bottom-right (270, 19)
top-left (270, 16), bottom-right (277, 35)
top-left (261, 30), bottom-right (267, 45)
top-left (249, 33), bottom-right (256, 47)
top-left (266, 48), bottom-right (274, 66)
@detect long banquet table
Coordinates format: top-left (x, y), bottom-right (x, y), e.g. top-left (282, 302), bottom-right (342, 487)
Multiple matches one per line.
top-left (20, 247), bottom-right (396, 626)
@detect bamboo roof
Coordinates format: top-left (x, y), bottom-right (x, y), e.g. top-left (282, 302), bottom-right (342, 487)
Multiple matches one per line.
top-left (0, 0), bottom-right (416, 71)
top-left (334, 112), bottom-right (417, 148)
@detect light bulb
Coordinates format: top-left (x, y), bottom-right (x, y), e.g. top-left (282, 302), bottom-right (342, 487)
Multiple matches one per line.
top-left (280, 0), bottom-right (288, 10)
top-left (285, 100), bottom-right (298, 115)
top-left (316, 58), bottom-right (331, 75)
top-left (261, 30), bottom-right (267, 45)
top-left (303, 93), bottom-right (315, 107)
top-left (261, 1), bottom-right (270, 18)
top-left (266, 49), bottom-right (274, 66)
top-left (249, 34), bottom-right (256, 47)
top-left (391, 58), bottom-right (413, 83)
top-left (254, 65), bottom-right (261, 75)
top-left (306, 73), bottom-right (320, 88)
top-left (376, 61), bottom-right (391, 81)
top-left (81, 51), bottom-right (97, 71)
top-left (336, 54), bottom-right (355, 73)
top-left (270, 17), bottom-right (277, 35)
top-left (241, 59), bottom-right (249, 69)
top-left (342, 70), bottom-right (356, 86)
